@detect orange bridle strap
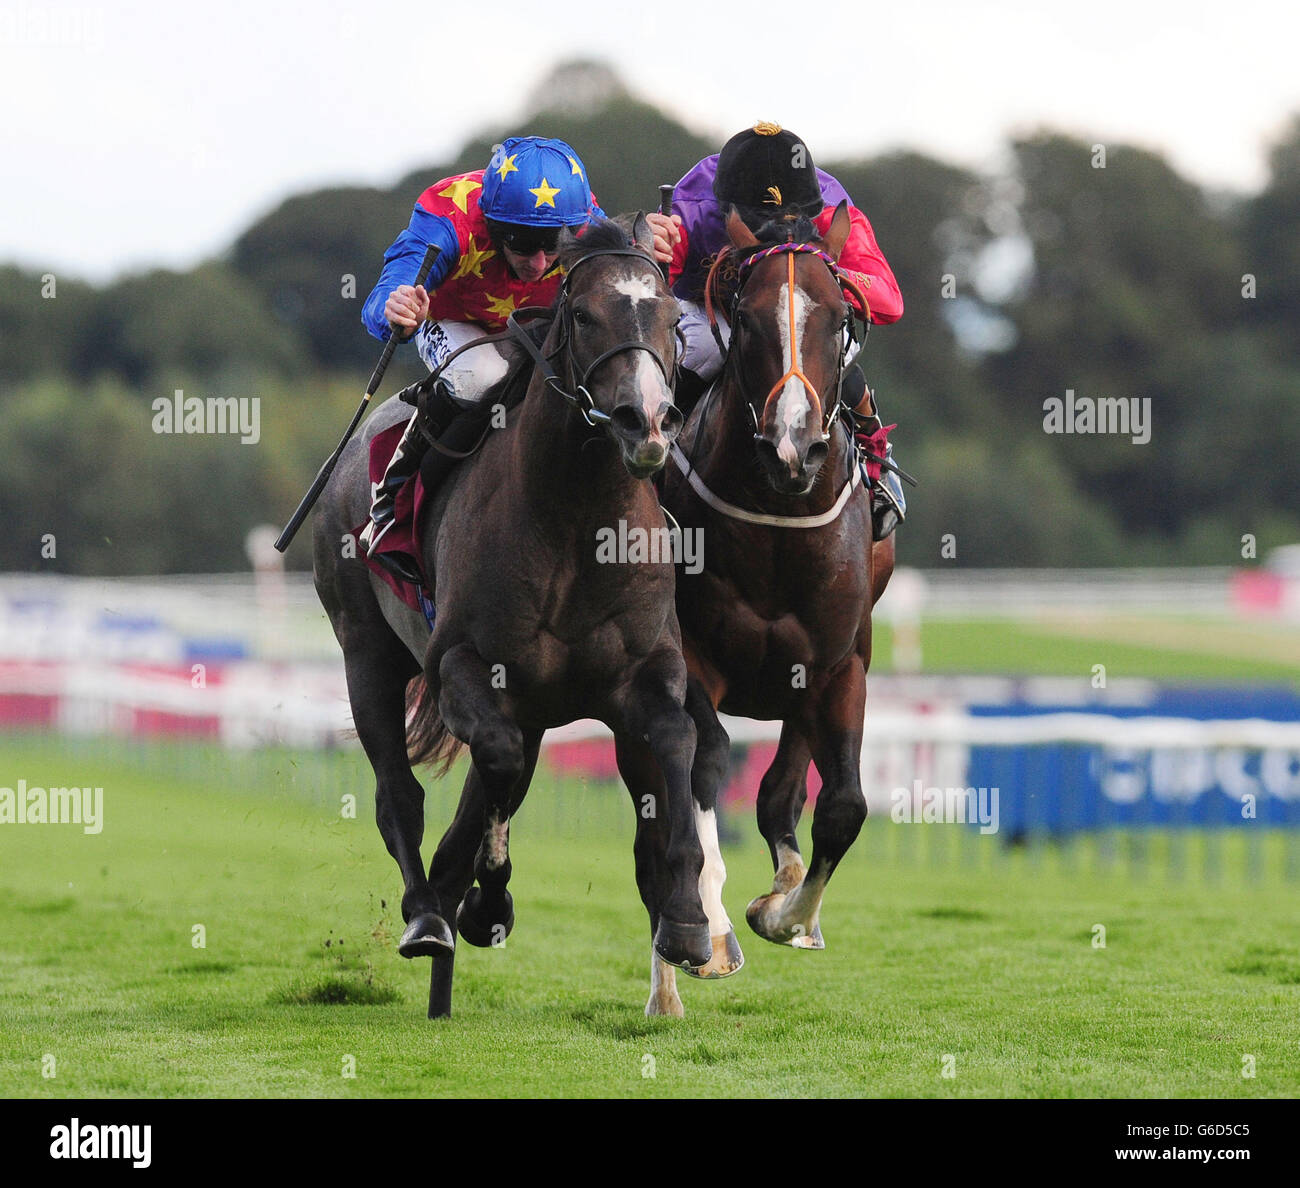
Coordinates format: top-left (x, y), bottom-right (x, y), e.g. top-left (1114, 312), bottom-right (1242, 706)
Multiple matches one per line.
top-left (758, 252), bottom-right (823, 433)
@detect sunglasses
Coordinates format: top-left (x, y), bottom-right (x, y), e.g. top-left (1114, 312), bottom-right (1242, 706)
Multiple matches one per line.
top-left (497, 226), bottom-right (561, 257)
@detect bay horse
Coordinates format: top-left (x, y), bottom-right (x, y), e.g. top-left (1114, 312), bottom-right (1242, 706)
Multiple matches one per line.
top-left (312, 216), bottom-right (715, 1018)
top-left (631, 204), bottom-right (895, 1013)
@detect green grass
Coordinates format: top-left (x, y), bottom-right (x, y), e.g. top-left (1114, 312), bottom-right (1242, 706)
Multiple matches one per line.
top-left (1, 736), bottom-right (1298, 1098)
top-left (871, 616), bottom-right (1300, 684)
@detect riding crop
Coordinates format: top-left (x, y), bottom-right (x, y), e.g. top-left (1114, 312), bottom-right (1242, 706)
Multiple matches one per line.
top-left (657, 184), bottom-right (675, 282)
top-left (274, 242), bottom-right (442, 552)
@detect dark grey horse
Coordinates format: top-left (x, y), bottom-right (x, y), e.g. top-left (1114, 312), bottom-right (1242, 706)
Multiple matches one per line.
top-left (312, 217), bottom-right (712, 1018)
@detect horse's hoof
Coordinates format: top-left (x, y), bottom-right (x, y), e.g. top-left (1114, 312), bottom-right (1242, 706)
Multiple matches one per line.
top-left (789, 924), bottom-right (825, 949)
top-left (745, 894), bottom-right (824, 949)
top-left (653, 918), bottom-right (713, 970)
top-left (682, 929), bottom-right (745, 979)
top-left (456, 887), bottom-right (514, 948)
top-left (398, 912), bottom-right (455, 959)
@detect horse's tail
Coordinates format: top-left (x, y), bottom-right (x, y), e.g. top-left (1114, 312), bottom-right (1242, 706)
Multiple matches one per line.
top-left (405, 675), bottom-right (465, 776)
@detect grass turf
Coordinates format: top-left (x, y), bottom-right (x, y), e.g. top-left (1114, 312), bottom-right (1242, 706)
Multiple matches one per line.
top-left (1, 736), bottom-right (1298, 1098)
top-left (870, 616), bottom-right (1300, 684)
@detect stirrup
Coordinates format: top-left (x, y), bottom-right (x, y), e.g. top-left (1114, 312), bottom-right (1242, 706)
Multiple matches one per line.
top-left (371, 548), bottom-right (424, 586)
top-left (871, 444), bottom-right (906, 541)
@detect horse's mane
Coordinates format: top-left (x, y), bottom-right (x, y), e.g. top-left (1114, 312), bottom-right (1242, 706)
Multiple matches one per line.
top-left (750, 213), bottom-right (821, 247)
top-left (703, 212), bottom-right (824, 314)
top-left (558, 214), bottom-right (652, 272)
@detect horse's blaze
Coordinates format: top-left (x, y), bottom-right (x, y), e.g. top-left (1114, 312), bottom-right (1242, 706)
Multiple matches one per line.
top-left (771, 280), bottom-right (815, 470)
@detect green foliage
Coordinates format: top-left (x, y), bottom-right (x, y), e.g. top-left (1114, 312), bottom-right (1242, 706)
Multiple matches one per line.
top-left (3, 62), bottom-right (1298, 574)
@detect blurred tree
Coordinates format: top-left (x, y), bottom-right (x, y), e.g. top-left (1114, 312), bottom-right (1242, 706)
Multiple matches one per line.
top-left (1240, 115), bottom-right (1300, 359)
top-left (0, 266), bottom-right (100, 382)
top-left (982, 133), bottom-right (1246, 541)
top-left (96, 263), bottom-right (312, 389)
top-left (2, 62), bottom-right (1294, 574)
top-left (228, 186), bottom-right (416, 374)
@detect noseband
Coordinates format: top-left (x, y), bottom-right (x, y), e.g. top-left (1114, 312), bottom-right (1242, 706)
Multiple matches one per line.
top-left (509, 246), bottom-right (677, 429)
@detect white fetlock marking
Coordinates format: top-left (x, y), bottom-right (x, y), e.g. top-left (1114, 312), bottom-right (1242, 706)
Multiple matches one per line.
top-left (646, 948), bottom-right (682, 1017)
top-left (772, 841), bottom-right (806, 893)
top-left (776, 872), bottom-right (828, 940)
top-left (694, 806), bottom-right (732, 937)
top-left (484, 814), bottom-right (508, 872)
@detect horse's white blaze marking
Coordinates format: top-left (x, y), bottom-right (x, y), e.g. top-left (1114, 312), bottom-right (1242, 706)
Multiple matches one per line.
top-left (773, 281), bottom-right (813, 470)
top-left (610, 273), bottom-right (668, 430)
top-left (633, 351), bottom-right (668, 430)
top-left (695, 807), bottom-right (732, 935)
top-left (614, 275), bottom-right (659, 306)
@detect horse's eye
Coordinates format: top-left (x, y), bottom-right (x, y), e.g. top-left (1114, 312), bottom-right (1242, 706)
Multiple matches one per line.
top-left (573, 308), bottom-right (591, 329)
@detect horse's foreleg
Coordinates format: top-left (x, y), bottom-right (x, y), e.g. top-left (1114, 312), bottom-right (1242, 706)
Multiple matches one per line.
top-left (680, 678), bottom-right (743, 980)
top-left (618, 658), bottom-right (711, 972)
top-left (435, 645), bottom-right (531, 950)
top-left (747, 664), bottom-right (867, 949)
top-left (615, 735), bottom-right (682, 1016)
top-left (343, 642), bottom-right (454, 961)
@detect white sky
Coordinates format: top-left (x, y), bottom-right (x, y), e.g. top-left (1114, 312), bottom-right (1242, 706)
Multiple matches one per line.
top-left (2, 0), bottom-right (1297, 283)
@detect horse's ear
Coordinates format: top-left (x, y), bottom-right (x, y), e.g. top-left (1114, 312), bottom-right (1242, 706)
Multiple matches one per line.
top-left (824, 200), bottom-right (852, 261)
top-left (630, 211), bottom-right (655, 255)
top-left (725, 206), bottom-right (759, 249)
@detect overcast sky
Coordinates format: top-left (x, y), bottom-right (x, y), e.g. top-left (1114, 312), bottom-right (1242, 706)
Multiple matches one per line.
top-left (3, 0), bottom-right (1297, 283)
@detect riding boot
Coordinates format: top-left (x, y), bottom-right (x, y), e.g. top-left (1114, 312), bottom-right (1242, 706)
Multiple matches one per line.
top-left (360, 379), bottom-right (461, 585)
top-left (843, 367), bottom-right (907, 542)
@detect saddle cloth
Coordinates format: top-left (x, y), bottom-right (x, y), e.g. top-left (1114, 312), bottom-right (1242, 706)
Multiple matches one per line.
top-left (355, 420), bottom-right (435, 614)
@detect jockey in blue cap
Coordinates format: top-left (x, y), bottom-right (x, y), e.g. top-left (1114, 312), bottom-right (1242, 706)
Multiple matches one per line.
top-left (359, 136), bottom-right (605, 581)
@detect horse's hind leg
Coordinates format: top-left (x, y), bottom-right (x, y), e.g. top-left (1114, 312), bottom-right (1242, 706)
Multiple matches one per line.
top-left (433, 645), bottom-right (532, 948)
top-left (455, 732), bottom-right (541, 948)
top-left (342, 639), bottom-right (454, 960)
top-left (748, 664), bottom-right (868, 949)
top-left (746, 722), bottom-right (823, 948)
top-left (420, 734), bottom-right (539, 1018)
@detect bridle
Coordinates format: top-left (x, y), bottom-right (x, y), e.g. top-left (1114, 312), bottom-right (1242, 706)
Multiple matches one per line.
top-left (666, 233), bottom-right (875, 530)
top-left (508, 246), bottom-right (679, 429)
top-left (706, 239), bottom-right (871, 441)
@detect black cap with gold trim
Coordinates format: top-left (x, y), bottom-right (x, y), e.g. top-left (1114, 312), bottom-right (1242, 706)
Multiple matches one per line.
top-left (713, 122), bottom-right (823, 217)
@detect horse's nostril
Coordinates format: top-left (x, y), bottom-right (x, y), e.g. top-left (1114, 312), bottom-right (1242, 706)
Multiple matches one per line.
top-left (804, 439), bottom-right (830, 470)
top-left (609, 405), bottom-right (648, 438)
top-left (660, 404), bottom-right (685, 439)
